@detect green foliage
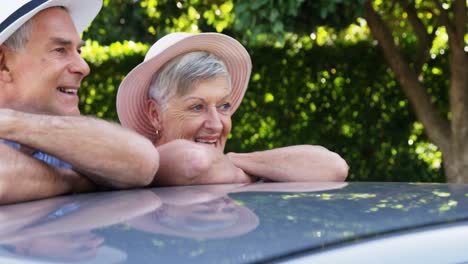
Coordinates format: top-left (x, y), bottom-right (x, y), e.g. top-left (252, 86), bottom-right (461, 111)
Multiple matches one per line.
top-left (84, 0), bottom-right (237, 43)
top-left (80, 41), bottom-right (148, 120)
top-left (227, 39), bottom-right (445, 182)
top-left (78, 0), bottom-right (457, 182)
top-left (80, 37), bottom-right (446, 182)
top-left (84, 0), bottom-right (149, 45)
top-left (232, 0), bottom-right (365, 43)
top-left (84, 0), bottom-right (365, 44)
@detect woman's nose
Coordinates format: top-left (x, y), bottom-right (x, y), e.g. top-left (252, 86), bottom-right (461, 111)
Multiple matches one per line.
top-left (204, 108), bottom-right (223, 132)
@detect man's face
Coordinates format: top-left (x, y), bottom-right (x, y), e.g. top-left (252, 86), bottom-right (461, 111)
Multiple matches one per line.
top-left (3, 7), bottom-right (90, 116)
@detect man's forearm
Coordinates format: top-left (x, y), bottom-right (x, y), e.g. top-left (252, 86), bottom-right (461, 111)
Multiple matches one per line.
top-left (0, 144), bottom-right (96, 205)
top-left (0, 109), bottom-right (159, 188)
top-left (227, 145), bottom-right (349, 182)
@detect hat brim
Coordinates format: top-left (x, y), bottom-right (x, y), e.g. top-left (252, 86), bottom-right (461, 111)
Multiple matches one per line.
top-left (0, 0), bottom-right (102, 44)
top-left (116, 33), bottom-right (252, 141)
top-left (128, 199), bottom-right (259, 239)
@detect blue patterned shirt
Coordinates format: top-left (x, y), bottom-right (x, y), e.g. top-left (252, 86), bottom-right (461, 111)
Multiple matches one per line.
top-left (0, 139), bottom-right (72, 169)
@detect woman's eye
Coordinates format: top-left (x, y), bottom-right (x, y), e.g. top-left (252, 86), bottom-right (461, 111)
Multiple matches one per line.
top-left (190, 104), bottom-right (204, 111)
top-left (219, 103), bottom-right (232, 111)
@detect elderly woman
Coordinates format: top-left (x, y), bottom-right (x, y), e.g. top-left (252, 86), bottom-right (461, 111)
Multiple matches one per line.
top-left (117, 32), bottom-right (348, 185)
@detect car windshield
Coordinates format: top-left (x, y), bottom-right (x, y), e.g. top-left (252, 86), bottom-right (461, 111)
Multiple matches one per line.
top-left (1, 182), bottom-right (468, 263)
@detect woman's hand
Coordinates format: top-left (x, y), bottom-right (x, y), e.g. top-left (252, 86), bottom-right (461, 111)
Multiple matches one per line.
top-left (154, 139), bottom-right (252, 186)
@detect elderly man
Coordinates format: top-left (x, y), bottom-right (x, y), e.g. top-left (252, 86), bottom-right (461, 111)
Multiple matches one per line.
top-left (0, 1), bottom-right (159, 204)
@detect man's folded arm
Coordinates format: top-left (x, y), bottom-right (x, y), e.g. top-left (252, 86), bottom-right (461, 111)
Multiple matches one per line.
top-left (0, 109), bottom-right (159, 188)
top-left (0, 144), bottom-right (96, 205)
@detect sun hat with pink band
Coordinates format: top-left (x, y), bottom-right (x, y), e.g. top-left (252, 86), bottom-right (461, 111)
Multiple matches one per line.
top-left (116, 32), bottom-right (252, 141)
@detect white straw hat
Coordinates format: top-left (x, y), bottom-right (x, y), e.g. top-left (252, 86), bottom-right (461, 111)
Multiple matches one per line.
top-left (116, 32), bottom-right (252, 141)
top-left (0, 0), bottom-right (102, 44)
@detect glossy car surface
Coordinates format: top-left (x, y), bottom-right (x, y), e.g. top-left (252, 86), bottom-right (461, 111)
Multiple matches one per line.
top-left (1, 182), bottom-right (468, 263)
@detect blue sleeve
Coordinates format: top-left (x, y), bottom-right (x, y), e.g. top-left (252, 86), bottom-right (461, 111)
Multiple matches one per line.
top-left (1, 139), bottom-right (72, 169)
top-left (0, 139), bottom-right (21, 150)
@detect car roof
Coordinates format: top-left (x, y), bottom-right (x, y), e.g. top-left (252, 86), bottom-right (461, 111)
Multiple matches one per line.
top-left (1, 182), bottom-right (468, 263)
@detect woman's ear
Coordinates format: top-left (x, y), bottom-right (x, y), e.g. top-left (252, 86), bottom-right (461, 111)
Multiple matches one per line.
top-left (0, 45), bottom-right (12, 83)
top-left (147, 98), bottom-right (162, 130)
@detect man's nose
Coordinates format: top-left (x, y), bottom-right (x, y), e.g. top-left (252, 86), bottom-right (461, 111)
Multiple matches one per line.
top-left (69, 53), bottom-right (90, 77)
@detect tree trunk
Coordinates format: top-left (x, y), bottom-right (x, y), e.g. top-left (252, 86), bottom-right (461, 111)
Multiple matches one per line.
top-left (364, 0), bottom-right (468, 182)
top-left (443, 149), bottom-right (468, 184)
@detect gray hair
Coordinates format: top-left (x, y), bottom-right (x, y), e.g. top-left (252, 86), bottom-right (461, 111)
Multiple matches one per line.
top-left (3, 6), bottom-right (67, 51)
top-left (148, 51), bottom-right (231, 110)
top-left (3, 19), bottom-right (33, 51)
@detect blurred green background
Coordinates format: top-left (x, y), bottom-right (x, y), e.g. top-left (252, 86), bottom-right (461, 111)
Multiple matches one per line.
top-left (79, 0), bottom-right (467, 182)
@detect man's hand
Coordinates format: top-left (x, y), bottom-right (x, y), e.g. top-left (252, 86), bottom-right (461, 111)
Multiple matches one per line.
top-left (53, 166), bottom-right (97, 193)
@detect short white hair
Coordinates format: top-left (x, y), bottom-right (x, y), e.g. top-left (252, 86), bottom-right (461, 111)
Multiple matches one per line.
top-left (148, 51), bottom-right (231, 110)
top-left (3, 19), bottom-right (32, 51)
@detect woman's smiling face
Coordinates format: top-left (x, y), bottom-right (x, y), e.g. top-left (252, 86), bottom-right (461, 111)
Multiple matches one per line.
top-left (153, 76), bottom-right (232, 152)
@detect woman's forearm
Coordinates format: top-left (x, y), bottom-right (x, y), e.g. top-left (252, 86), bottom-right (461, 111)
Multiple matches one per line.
top-left (227, 145), bottom-right (348, 182)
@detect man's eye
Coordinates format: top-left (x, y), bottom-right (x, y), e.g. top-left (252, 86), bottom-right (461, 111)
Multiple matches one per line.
top-left (54, 47), bottom-right (66, 54)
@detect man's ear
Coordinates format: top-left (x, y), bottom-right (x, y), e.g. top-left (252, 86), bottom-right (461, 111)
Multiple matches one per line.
top-left (147, 98), bottom-right (162, 130)
top-left (0, 45), bottom-right (12, 82)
